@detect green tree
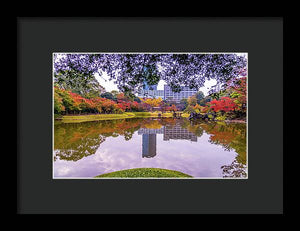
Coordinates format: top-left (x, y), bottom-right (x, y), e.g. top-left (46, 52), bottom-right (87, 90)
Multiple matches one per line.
top-left (180, 98), bottom-right (188, 111)
top-left (195, 91), bottom-right (205, 104)
top-left (187, 95), bottom-right (197, 107)
top-left (54, 69), bottom-right (105, 98)
top-left (54, 88), bottom-right (65, 114)
top-left (184, 105), bottom-right (195, 114)
top-left (133, 96), bottom-right (141, 103)
top-left (100, 92), bottom-right (116, 101)
top-left (199, 95), bottom-right (212, 106)
top-left (110, 90), bottom-right (119, 98)
top-left (54, 87), bottom-right (76, 114)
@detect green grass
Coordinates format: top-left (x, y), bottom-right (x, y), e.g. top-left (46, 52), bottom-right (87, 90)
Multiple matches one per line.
top-left (60, 113), bottom-right (133, 123)
top-left (131, 111), bottom-right (173, 118)
top-left (129, 112), bottom-right (152, 117)
top-left (181, 113), bottom-right (190, 118)
top-left (59, 111), bottom-right (176, 123)
top-left (94, 168), bottom-right (192, 178)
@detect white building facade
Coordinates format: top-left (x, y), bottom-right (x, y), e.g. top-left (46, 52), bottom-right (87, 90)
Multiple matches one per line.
top-left (137, 89), bottom-right (165, 99)
top-left (163, 85), bottom-right (197, 103)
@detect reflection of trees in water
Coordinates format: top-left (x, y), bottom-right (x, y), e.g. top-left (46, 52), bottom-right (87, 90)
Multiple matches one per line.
top-left (55, 135), bottom-right (106, 161)
top-left (54, 119), bottom-right (144, 161)
top-left (171, 119), bottom-right (204, 138)
top-left (199, 122), bottom-right (247, 178)
top-left (162, 119), bottom-right (247, 178)
top-left (221, 159), bottom-right (247, 178)
top-left (54, 118), bottom-right (247, 178)
top-left (143, 119), bottom-right (163, 129)
top-left (54, 118), bottom-right (206, 162)
top-left (159, 118), bottom-right (177, 127)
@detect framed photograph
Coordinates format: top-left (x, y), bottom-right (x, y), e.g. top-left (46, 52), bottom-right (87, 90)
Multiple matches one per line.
top-left (52, 52), bottom-right (248, 179)
top-left (17, 17), bottom-right (283, 214)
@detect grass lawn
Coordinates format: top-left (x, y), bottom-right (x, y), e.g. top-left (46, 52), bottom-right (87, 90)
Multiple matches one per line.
top-left (60, 113), bottom-right (133, 123)
top-left (131, 112), bottom-right (173, 118)
top-left (59, 111), bottom-right (182, 123)
top-left (94, 168), bottom-right (192, 178)
top-left (181, 113), bottom-right (190, 118)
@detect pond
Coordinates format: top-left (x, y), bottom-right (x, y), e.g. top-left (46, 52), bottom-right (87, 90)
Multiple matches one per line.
top-left (53, 118), bottom-right (247, 179)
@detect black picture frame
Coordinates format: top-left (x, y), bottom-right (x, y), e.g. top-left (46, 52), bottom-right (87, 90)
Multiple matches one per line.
top-left (17, 17), bottom-right (284, 214)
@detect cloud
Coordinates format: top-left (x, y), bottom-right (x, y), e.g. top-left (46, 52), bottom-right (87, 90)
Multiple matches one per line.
top-left (54, 133), bottom-right (237, 178)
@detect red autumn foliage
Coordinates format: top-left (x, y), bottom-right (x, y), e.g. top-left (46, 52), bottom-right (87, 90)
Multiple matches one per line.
top-left (166, 104), bottom-right (177, 112)
top-left (209, 97), bottom-right (238, 112)
top-left (54, 86), bottom-right (149, 114)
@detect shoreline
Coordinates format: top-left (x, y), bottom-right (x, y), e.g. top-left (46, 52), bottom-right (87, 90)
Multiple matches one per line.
top-left (55, 112), bottom-right (185, 123)
top-left (55, 112), bottom-right (246, 124)
top-left (224, 119), bottom-right (246, 123)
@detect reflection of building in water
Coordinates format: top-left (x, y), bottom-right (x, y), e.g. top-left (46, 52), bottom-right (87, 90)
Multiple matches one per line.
top-left (138, 124), bottom-right (197, 158)
top-left (138, 127), bottom-right (164, 135)
top-left (138, 128), bottom-right (161, 158)
top-left (142, 134), bottom-right (157, 158)
top-left (163, 124), bottom-right (197, 142)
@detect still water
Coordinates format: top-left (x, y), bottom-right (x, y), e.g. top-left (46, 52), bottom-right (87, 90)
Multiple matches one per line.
top-left (53, 118), bottom-right (247, 178)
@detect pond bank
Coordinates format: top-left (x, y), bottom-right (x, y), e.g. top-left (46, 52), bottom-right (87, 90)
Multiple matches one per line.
top-left (56, 112), bottom-right (190, 123)
top-left (224, 119), bottom-right (246, 123)
top-left (55, 112), bottom-right (245, 124)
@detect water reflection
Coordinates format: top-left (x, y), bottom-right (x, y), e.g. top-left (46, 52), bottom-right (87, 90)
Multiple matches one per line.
top-left (198, 122), bottom-right (247, 178)
top-left (54, 119), bottom-right (144, 161)
top-left (54, 118), bottom-right (247, 178)
top-left (142, 134), bottom-right (157, 158)
top-left (138, 124), bottom-right (198, 158)
top-left (164, 124), bottom-right (198, 142)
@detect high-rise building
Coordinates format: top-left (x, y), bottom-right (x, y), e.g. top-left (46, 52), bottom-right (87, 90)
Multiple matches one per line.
top-left (138, 89), bottom-right (164, 99)
top-left (137, 81), bottom-right (164, 99)
top-left (137, 83), bottom-right (197, 101)
top-left (164, 85), bottom-right (197, 103)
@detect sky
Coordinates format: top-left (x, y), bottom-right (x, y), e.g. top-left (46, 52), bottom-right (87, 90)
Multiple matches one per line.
top-left (95, 72), bottom-right (217, 96)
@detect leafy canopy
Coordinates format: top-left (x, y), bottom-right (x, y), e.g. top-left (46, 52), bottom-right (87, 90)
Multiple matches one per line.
top-left (54, 53), bottom-right (247, 95)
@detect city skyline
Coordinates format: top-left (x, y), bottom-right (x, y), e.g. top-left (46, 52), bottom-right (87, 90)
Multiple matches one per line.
top-left (95, 72), bottom-right (217, 96)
